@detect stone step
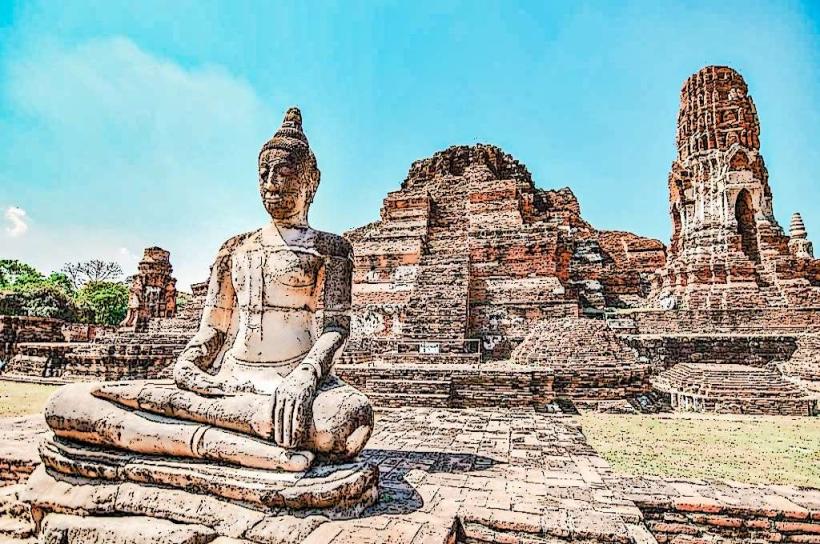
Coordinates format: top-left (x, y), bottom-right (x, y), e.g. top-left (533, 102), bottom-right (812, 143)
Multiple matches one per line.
top-left (365, 378), bottom-right (452, 395)
top-left (366, 391), bottom-right (451, 408)
top-left (39, 513), bottom-right (217, 544)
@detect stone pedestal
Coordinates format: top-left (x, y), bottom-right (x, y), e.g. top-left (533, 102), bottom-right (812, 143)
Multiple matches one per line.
top-left (23, 436), bottom-right (379, 544)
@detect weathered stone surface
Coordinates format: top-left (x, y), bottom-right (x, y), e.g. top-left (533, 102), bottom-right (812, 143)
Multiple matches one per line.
top-left (511, 317), bottom-right (652, 401)
top-left (0, 415), bottom-right (47, 485)
top-left (337, 361), bottom-right (554, 409)
top-left (652, 363), bottom-right (813, 415)
top-left (610, 476), bottom-right (820, 543)
top-left (18, 407), bottom-right (653, 543)
top-left (0, 484), bottom-right (35, 540)
top-left (40, 513), bottom-right (216, 544)
top-left (39, 435), bottom-right (378, 510)
top-left (0, 316), bottom-right (64, 370)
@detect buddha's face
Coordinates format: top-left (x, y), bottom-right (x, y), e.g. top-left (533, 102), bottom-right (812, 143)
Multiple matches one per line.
top-left (258, 148), bottom-right (308, 223)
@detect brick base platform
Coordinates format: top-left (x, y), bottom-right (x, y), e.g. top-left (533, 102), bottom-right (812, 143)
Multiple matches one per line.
top-left (652, 363), bottom-right (816, 416)
top-left (4, 408), bottom-right (650, 543)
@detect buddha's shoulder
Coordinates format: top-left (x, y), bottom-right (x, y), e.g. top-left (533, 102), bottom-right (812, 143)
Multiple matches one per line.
top-left (308, 229), bottom-right (353, 259)
top-left (217, 229), bottom-right (261, 256)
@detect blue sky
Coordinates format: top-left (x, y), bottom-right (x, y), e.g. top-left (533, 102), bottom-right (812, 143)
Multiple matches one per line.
top-left (1, 1), bottom-right (818, 288)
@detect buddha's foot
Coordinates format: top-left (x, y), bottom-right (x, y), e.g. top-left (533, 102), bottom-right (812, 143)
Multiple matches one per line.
top-left (196, 426), bottom-right (314, 472)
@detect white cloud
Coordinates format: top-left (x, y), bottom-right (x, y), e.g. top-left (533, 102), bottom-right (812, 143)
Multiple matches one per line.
top-left (3, 207), bottom-right (29, 238)
top-left (1, 219), bottom-right (144, 277)
top-left (1, 37), bottom-right (274, 288)
top-left (118, 247), bottom-right (139, 261)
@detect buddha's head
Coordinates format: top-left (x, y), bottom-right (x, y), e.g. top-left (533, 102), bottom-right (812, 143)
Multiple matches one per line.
top-left (258, 107), bottom-right (320, 226)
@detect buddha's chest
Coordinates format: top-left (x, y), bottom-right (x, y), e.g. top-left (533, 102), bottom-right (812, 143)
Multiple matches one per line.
top-left (231, 246), bottom-right (323, 309)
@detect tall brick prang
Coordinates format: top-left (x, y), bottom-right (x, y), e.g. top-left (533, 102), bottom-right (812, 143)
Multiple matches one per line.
top-left (655, 66), bottom-right (820, 309)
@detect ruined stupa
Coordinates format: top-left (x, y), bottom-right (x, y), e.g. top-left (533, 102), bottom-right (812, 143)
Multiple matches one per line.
top-left (789, 212), bottom-right (814, 259)
top-left (345, 144), bottom-right (665, 362)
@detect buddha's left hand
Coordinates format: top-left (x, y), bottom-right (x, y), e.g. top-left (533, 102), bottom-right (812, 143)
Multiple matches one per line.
top-left (272, 364), bottom-right (318, 448)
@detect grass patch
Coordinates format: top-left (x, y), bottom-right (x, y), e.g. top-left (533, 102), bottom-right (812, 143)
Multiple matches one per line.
top-left (578, 413), bottom-right (820, 487)
top-left (0, 379), bottom-right (60, 417)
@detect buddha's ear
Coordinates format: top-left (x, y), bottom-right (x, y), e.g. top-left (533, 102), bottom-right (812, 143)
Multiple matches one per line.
top-left (304, 159), bottom-right (321, 207)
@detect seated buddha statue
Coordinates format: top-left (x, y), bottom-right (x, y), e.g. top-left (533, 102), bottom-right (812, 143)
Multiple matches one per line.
top-left (43, 107), bottom-right (373, 474)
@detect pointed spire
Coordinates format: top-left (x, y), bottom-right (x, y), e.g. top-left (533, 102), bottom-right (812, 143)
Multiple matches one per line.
top-left (260, 106), bottom-right (312, 159)
top-left (790, 212), bottom-right (807, 239)
top-left (273, 107), bottom-right (307, 144)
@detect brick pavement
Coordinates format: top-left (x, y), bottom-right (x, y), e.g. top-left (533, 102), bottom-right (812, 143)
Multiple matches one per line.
top-left (3, 408), bottom-right (818, 542)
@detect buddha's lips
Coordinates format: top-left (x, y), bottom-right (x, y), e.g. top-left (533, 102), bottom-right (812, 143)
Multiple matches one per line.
top-left (264, 192), bottom-right (300, 205)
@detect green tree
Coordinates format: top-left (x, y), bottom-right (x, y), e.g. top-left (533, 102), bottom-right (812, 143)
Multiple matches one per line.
top-left (75, 281), bottom-right (129, 325)
top-left (0, 260), bottom-right (45, 290)
top-left (61, 260), bottom-right (123, 289)
top-left (0, 292), bottom-right (26, 316)
top-left (45, 272), bottom-right (74, 295)
top-left (18, 284), bottom-right (79, 321)
top-left (0, 261), bottom-right (80, 320)
top-left (176, 290), bottom-right (192, 310)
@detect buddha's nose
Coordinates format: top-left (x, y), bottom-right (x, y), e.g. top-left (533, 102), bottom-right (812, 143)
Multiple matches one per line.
top-left (264, 175), bottom-right (279, 191)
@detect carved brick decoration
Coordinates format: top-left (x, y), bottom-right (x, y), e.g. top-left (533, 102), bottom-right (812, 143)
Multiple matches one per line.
top-left (120, 247), bottom-right (178, 330)
top-left (655, 66), bottom-right (820, 309)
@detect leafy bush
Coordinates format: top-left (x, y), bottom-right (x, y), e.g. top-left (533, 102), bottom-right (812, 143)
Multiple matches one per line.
top-left (0, 292), bottom-right (26, 316)
top-left (176, 290), bottom-right (192, 310)
top-left (0, 260), bottom-right (45, 290)
top-left (0, 286), bottom-right (79, 321)
top-left (17, 284), bottom-right (80, 321)
top-left (75, 281), bottom-right (129, 326)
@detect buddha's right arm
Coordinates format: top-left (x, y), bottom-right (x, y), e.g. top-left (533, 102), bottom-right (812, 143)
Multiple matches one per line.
top-left (174, 327), bottom-right (229, 396)
top-left (174, 246), bottom-right (236, 395)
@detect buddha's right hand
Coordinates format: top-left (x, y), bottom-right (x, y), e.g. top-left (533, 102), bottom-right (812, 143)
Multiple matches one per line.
top-left (173, 359), bottom-right (226, 396)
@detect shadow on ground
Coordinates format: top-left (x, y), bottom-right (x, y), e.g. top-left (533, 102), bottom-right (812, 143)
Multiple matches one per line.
top-left (359, 449), bottom-right (500, 516)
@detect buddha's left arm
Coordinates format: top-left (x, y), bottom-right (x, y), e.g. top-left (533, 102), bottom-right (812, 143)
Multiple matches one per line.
top-left (301, 252), bottom-right (353, 380)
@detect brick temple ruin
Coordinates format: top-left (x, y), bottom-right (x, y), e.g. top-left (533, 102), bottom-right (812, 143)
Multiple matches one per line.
top-left (1, 65), bottom-right (818, 415)
top-left (2, 65), bottom-right (820, 544)
top-left (338, 66), bottom-right (820, 415)
top-left (654, 66), bottom-right (820, 309)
